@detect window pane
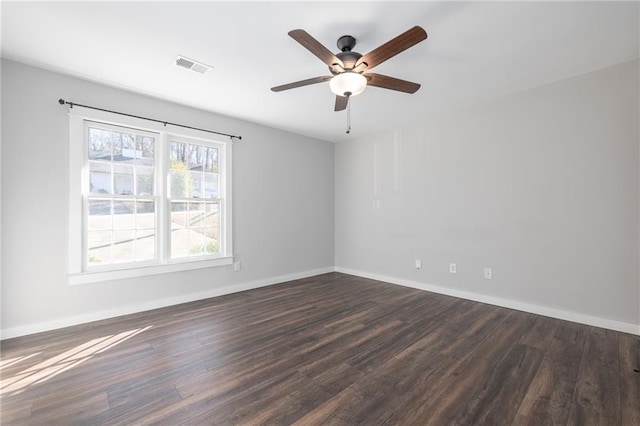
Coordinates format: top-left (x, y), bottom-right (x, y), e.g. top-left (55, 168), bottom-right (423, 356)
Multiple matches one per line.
top-left (189, 229), bottom-right (206, 255)
top-left (136, 200), bottom-right (155, 230)
top-left (112, 230), bottom-right (135, 263)
top-left (113, 132), bottom-right (133, 159)
top-left (191, 172), bottom-right (203, 198)
top-left (119, 133), bottom-right (135, 164)
top-left (88, 199), bottom-right (112, 231)
top-left (169, 168), bottom-right (190, 198)
top-left (171, 201), bottom-right (188, 226)
top-left (170, 142), bottom-right (188, 164)
top-left (89, 161), bottom-right (112, 194)
top-left (189, 144), bottom-right (205, 170)
top-left (171, 202), bottom-right (188, 258)
top-left (179, 203), bottom-right (219, 257)
top-left (114, 164), bottom-right (134, 195)
top-left (189, 202), bottom-right (204, 226)
top-left (113, 200), bottom-right (135, 230)
top-left (203, 236), bottom-right (219, 254)
top-left (136, 136), bottom-right (155, 166)
top-left (206, 147), bottom-right (218, 173)
top-left (171, 229), bottom-right (189, 258)
top-left (88, 230), bottom-right (112, 264)
top-left (88, 128), bottom-right (112, 161)
top-left (203, 201), bottom-right (219, 254)
top-left (112, 131), bottom-right (122, 157)
top-left (136, 166), bottom-right (154, 195)
top-left (136, 201), bottom-right (155, 262)
top-left (136, 230), bottom-right (155, 261)
top-left (204, 202), bottom-right (219, 228)
top-left (169, 142), bottom-right (189, 198)
top-left (203, 173), bottom-right (218, 199)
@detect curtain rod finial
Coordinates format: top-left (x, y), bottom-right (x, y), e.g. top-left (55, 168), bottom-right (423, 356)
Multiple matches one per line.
top-left (58, 98), bottom-right (65, 105)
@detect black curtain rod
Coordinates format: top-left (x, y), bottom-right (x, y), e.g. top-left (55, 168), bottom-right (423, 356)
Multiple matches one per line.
top-left (58, 99), bottom-right (241, 140)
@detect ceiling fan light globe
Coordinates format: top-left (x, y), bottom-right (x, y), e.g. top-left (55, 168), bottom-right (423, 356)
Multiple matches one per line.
top-left (330, 72), bottom-right (367, 97)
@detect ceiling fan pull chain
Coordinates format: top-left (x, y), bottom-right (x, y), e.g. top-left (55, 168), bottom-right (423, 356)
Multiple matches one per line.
top-left (346, 99), bottom-right (352, 134)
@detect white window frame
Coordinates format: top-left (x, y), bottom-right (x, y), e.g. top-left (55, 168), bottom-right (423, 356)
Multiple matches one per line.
top-left (68, 109), bottom-right (233, 285)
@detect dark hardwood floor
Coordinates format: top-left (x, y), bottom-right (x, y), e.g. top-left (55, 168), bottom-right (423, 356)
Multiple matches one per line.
top-left (1, 272), bottom-right (639, 425)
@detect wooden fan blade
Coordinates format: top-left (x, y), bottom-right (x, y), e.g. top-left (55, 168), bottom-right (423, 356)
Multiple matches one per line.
top-left (289, 29), bottom-right (344, 69)
top-left (357, 26), bottom-right (427, 70)
top-left (334, 95), bottom-right (348, 111)
top-left (271, 75), bottom-right (332, 92)
top-left (365, 73), bottom-right (421, 93)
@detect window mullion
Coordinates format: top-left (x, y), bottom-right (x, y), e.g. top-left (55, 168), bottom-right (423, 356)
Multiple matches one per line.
top-left (158, 133), bottom-right (170, 264)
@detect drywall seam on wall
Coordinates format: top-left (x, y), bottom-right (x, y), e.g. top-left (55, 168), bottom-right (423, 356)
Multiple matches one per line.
top-left (336, 267), bottom-right (640, 336)
top-left (0, 267), bottom-right (334, 340)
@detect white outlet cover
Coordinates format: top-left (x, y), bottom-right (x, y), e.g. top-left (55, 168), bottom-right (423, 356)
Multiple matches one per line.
top-left (449, 263), bottom-right (457, 273)
top-left (415, 259), bottom-right (422, 269)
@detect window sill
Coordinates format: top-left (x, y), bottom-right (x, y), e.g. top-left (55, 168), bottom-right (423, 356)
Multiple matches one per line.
top-left (68, 256), bottom-right (234, 285)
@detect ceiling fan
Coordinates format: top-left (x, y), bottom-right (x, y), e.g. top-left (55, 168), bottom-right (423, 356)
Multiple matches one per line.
top-left (271, 26), bottom-right (428, 112)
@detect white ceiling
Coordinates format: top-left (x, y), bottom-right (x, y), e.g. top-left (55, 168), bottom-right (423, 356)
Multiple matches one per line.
top-left (2, 1), bottom-right (638, 143)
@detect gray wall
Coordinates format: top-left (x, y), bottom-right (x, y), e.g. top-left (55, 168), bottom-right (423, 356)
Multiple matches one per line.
top-left (3, 58), bottom-right (639, 337)
top-left (1, 59), bottom-right (335, 336)
top-left (335, 59), bottom-right (640, 331)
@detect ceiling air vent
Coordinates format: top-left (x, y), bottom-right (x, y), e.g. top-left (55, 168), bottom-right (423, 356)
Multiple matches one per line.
top-left (176, 55), bottom-right (212, 74)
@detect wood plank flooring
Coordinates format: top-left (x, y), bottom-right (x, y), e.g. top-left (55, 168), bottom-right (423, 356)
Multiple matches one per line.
top-left (1, 272), bottom-right (639, 425)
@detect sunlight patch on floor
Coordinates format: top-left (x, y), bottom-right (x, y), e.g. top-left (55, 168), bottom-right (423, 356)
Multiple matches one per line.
top-left (0, 352), bottom-right (42, 371)
top-left (0, 326), bottom-right (152, 397)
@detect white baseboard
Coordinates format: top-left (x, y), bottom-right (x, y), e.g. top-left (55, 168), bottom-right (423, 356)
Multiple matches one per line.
top-left (335, 267), bottom-right (640, 336)
top-left (1, 267), bottom-right (334, 340)
top-left (4, 266), bottom-right (638, 339)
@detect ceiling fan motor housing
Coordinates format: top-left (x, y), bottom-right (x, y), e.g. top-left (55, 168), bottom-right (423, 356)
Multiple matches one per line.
top-left (332, 51), bottom-right (363, 74)
top-left (332, 36), bottom-right (363, 73)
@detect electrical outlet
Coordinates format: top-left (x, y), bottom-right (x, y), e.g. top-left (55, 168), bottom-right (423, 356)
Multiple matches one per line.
top-left (449, 263), bottom-right (457, 274)
top-left (415, 259), bottom-right (422, 269)
top-left (484, 267), bottom-right (493, 279)
top-left (233, 261), bottom-right (241, 272)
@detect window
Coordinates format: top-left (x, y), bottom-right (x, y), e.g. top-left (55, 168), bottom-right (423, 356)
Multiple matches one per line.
top-left (68, 111), bottom-right (232, 284)
top-left (168, 138), bottom-right (221, 258)
top-left (86, 122), bottom-right (158, 266)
